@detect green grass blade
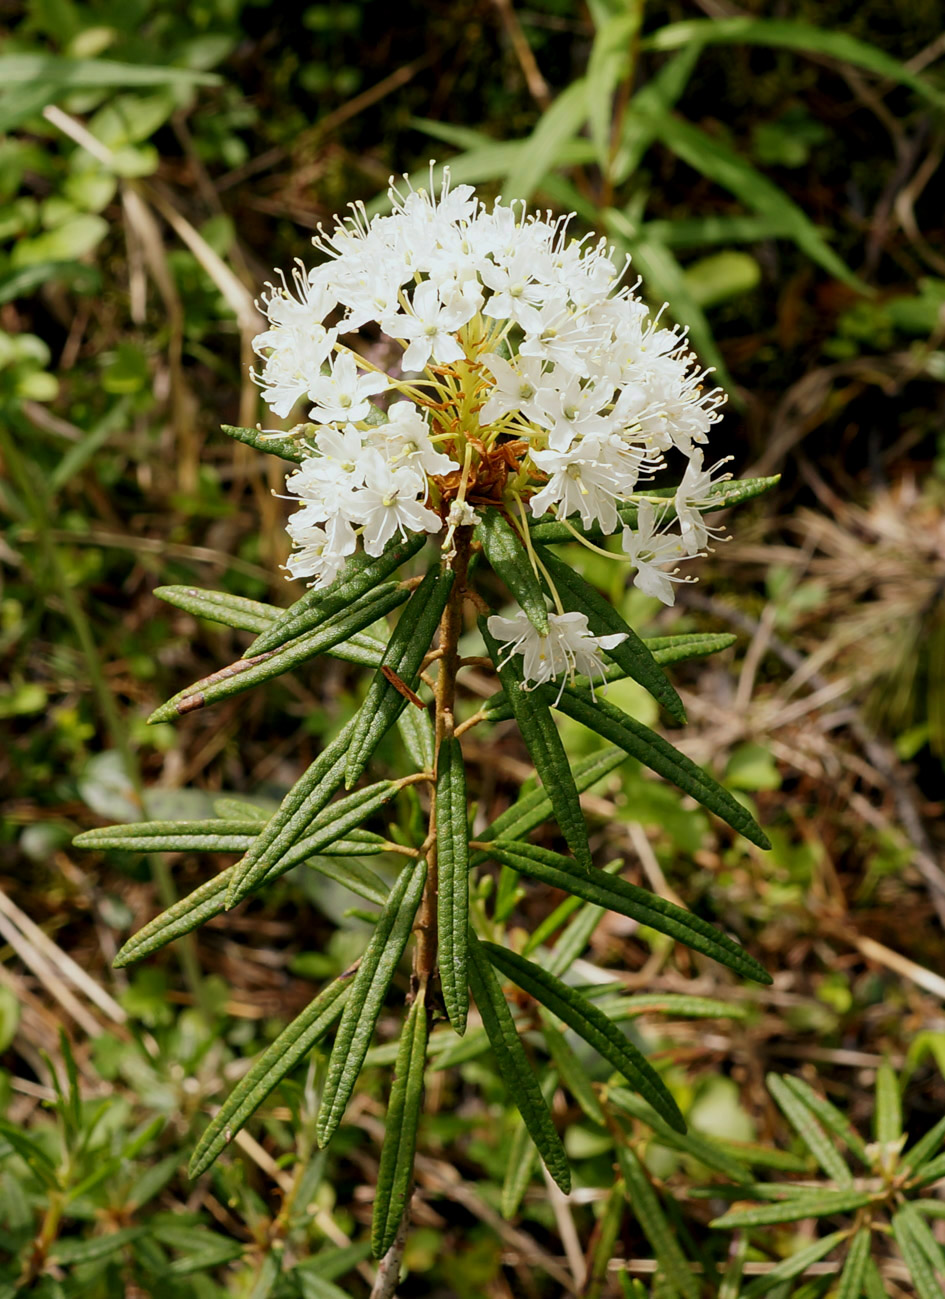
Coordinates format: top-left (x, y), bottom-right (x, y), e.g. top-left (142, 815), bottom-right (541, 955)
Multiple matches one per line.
top-left (478, 510), bottom-right (549, 635)
top-left (618, 1143), bottom-right (700, 1299)
top-left (554, 685), bottom-right (771, 849)
top-left (874, 1062), bottom-right (902, 1148)
top-left (247, 535), bottom-right (427, 656)
top-left (767, 1073), bottom-right (852, 1185)
top-left (535, 546), bottom-right (685, 722)
top-left (643, 18), bottom-right (945, 108)
top-left (587, 9), bottom-right (639, 175)
top-left (189, 975), bottom-right (352, 1178)
top-left (540, 1019), bottom-right (605, 1126)
top-left (485, 943), bottom-right (684, 1132)
top-left (501, 77), bottom-right (589, 202)
top-left (481, 617), bottom-right (592, 871)
top-left (834, 1228), bottom-right (871, 1299)
top-left (468, 932), bottom-right (570, 1192)
top-left (154, 586), bottom-right (279, 633)
top-left (486, 840), bottom-right (771, 984)
top-left (436, 736), bottom-right (470, 1034)
top-left (607, 1086), bottom-right (751, 1183)
top-left (778, 1074), bottom-right (870, 1167)
top-left (500, 1070), bottom-right (559, 1218)
top-left (711, 1189), bottom-right (875, 1229)
top-left (902, 1114), bottom-right (945, 1176)
top-left (371, 986), bottom-right (429, 1258)
top-left (317, 858), bottom-right (426, 1147)
top-left (611, 43), bottom-right (702, 184)
top-left (740, 1230), bottom-right (848, 1299)
top-left (345, 567), bottom-right (454, 787)
top-left (148, 585), bottom-right (408, 723)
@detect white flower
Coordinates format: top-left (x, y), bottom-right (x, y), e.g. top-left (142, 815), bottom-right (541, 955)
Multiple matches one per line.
top-left (357, 450), bottom-right (442, 556)
top-left (284, 516), bottom-right (356, 586)
top-left (487, 609), bottom-right (627, 698)
top-left (528, 435), bottom-right (639, 533)
top-left (621, 501), bottom-right (694, 605)
top-left (307, 352), bottom-right (388, 423)
top-left (370, 403), bottom-right (459, 476)
top-left (382, 280), bottom-right (476, 371)
top-left (674, 451), bottom-right (732, 554)
top-left (478, 354), bottom-right (548, 426)
top-left (531, 374), bottom-right (616, 451)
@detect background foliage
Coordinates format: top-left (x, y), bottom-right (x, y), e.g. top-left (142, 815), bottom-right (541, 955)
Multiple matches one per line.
top-left (2, 0), bottom-right (945, 1294)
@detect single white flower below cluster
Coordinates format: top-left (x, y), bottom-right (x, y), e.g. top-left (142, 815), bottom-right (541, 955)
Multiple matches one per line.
top-left (250, 165), bottom-right (735, 678)
top-left (487, 610), bottom-right (627, 702)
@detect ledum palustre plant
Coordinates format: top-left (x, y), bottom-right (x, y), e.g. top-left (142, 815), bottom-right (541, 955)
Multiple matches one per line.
top-left (75, 170), bottom-right (778, 1264)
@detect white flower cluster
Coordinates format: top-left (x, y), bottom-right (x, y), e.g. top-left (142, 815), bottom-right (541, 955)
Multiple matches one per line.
top-left (251, 168), bottom-right (730, 601)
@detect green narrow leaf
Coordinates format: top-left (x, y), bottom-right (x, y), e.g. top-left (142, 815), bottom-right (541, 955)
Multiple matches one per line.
top-left (778, 1074), bottom-right (870, 1167)
top-left (471, 746), bottom-right (624, 866)
top-left (154, 586), bottom-right (279, 633)
top-left (486, 840), bottom-right (771, 984)
top-left (902, 1114), bottom-right (945, 1176)
top-left (588, 1181), bottom-right (626, 1299)
top-left (189, 974), bottom-right (350, 1177)
top-left (611, 43), bottom-right (702, 184)
top-left (345, 567), bottom-right (454, 787)
top-left (481, 617), bottom-right (592, 871)
top-left (587, 9), bottom-right (639, 174)
top-left (543, 858), bottom-right (624, 974)
top-left (892, 1208), bottom-right (945, 1299)
top-left (501, 1070), bottom-right (559, 1219)
top-left (535, 545), bottom-right (685, 722)
top-left (618, 1144), bottom-right (700, 1299)
top-left (607, 1087), bottom-right (751, 1184)
top-left (501, 76), bottom-right (589, 202)
top-left (834, 1226), bottom-right (871, 1299)
top-left (540, 1018), bottom-right (605, 1126)
top-left (75, 821), bottom-right (261, 853)
top-left (740, 1230), bottom-right (848, 1299)
top-left (607, 993), bottom-right (751, 1020)
top-left (148, 585), bottom-right (408, 724)
top-left (0, 1118), bottom-right (59, 1188)
top-left (49, 1227), bottom-right (146, 1266)
top-left (527, 476), bottom-right (780, 545)
top-left (477, 510), bottom-right (548, 635)
top-left (554, 684), bottom-right (771, 850)
top-left (897, 1204), bottom-right (945, 1281)
top-left (371, 986), bottom-right (429, 1258)
top-left (436, 736), bottom-right (470, 1034)
top-left (317, 858), bottom-right (426, 1147)
top-left (485, 943), bottom-right (683, 1131)
top-left (221, 423), bottom-right (307, 462)
top-left (863, 1258), bottom-right (888, 1299)
top-left (767, 1074), bottom-right (852, 1186)
top-left (643, 18), bottom-right (945, 108)
top-left (467, 931), bottom-right (570, 1192)
top-left (874, 1062), bottom-right (902, 1148)
top-left (397, 705), bottom-right (435, 773)
top-left (711, 1188), bottom-right (875, 1229)
top-left (247, 534), bottom-right (427, 657)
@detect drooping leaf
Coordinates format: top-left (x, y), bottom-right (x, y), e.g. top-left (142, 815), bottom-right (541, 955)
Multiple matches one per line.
top-left (485, 942), bottom-right (685, 1132)
top-left (148, 585), bottom-right (408, 723)
top-left (554, 685), bottom-right (771, 850)
top-left (618, 1143), bottom-right (701, 1299)
top-left (154, 586), bottom-right (280, 634)
top-left (740, 1230), bottom-right (848, 1299)
top-left (484, 840), bottom-right (771, 984)
top-left (535, 545), bottom-right (685, 722)
top-left (467, 931), bottom-right (570, 1192)
top-left (710, 1188), bottom-right (875, 1228)
top-left (371, 986), bottom-right (429, 1258)
top-left (436, 735), bottom-right (470, 1034)
top-left (317, 858), bottom-right (426, 1147)
top-left (477, 510), bottom-right (548, 635)
top-left (247, 534), bottom-right (427, 657)
top-left (767, 1074), bottom-right (852, 1186)
top-left (345, 567), bottom-right (454, 787)
top-left (189, 974), bottom-right (352, 1177)
top-left (481, 617), bottom-right (592, 871)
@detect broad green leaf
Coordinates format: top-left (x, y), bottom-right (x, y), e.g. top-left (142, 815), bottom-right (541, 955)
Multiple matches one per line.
top-left (500, 1070), bottom-right (558, 1219)
top-left (221, 422), bottom-right (306, 462)
top-left (711, 1188), bottom-right (875, 1228)
top-left (527, 475), bottom-right (780, 544)
top-left (535, 545), bottom-right (685, 721)
top-left (317, 858), bottom-right (426, 1146)
top-left (481, 617), bottom-right (592, 871)
top-left (835, 1229), bottom-right (871, 1299)
top-left (247, 535), bottom-right (427, 657)
top-left (640, 109), bottom-right (865, 291)
top-left (740, 1230), bottom-right (848, 1299)
top-left (874, 1062), bottom-right (902, 1148)
top-left (501, 77), bottom-right (590, 202)
top-left (436, 736), bottom-right (470, 1034)
top-left (554, 685), bottom-right (771, 849)
top-left (148, 585), bottom-right (407, 723)
top-left (777, 1074), bottom-right (870, 1166)
top-left (477, 511), bottom-right (548, 635)
top-left (345, 567), bottom-right (454, 787)
top-left (371, 986), bottom-right (428, 1257)
top-left (485, 840), bottom-right (771, 984)
top-left (892, 1207), bottom-right (945, 1299)
top-left (618, 1143), bottom-right (700, 1299)
top-left (767, 1073), bottom-right (852, 1186)
top-left (468, 931), bottom-right (570, 1192)
top-left (471, 746), bottom-right (624, 865)
top-left (608, 1087), bottom-right (751, 1184)
top-left (541, 1019), bottom-right (605, 1126)
top-left (486, 943), bottom-right (684, 1132)
top-left (49, 1227), bottom-right (146, 1266)
top-left (644, 19), bottom-right (945, 108)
